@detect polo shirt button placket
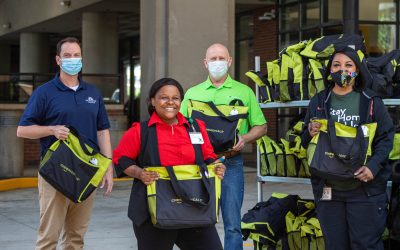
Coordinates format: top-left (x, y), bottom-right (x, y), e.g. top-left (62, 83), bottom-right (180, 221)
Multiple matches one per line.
top-left (74, 91), bottom-right (78, 104)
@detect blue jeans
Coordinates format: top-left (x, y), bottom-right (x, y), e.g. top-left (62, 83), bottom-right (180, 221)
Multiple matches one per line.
top-left (221, 154), bottom-right (244, 250)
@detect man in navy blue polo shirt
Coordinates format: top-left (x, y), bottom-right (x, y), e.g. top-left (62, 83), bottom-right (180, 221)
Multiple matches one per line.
top-left (17, 37), bottom-right (113, 250)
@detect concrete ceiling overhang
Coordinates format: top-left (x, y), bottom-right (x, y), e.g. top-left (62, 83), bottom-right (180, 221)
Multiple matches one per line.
top-left (0, 0), bottom-right (139, 44)
top-left (0, 0), bottom-right (274, 45)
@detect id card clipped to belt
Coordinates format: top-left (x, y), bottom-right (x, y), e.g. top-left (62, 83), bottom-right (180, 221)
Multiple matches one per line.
top-left (321, 186), bottom-right (332, 200)
top-left (189, 132), bottom-right (204, 144)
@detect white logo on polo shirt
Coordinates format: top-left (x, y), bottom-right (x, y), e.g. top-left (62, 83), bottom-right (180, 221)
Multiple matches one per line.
top-left (85, 97), bottom-right (97, 104)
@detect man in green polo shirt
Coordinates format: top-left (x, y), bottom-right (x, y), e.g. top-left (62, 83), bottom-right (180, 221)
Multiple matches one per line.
top-left (180, 43), bottom-right (267, 250)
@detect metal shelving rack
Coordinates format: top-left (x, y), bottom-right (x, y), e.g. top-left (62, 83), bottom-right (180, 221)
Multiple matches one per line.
top-left (254, 56), bottom-right (400, 202)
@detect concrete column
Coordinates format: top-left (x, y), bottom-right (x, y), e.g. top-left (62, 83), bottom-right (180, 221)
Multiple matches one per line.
top-left (82, 12), bottom-right (118, 74)
top-left (82, 12), bottom-right (121, 161)
top-left (0, 110), bottom-right (24, 178)
top-left (20, 33), bottom-right (49, 73)
top-left (0, 45), bottom-right (11, 74)
top-left (140, 0), bottom-right (235, 120)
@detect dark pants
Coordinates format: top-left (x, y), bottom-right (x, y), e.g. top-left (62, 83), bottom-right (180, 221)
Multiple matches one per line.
top-left (133, 220), bottom-right (223, 250)
top-left (316, 187), bottom-right (388, 250)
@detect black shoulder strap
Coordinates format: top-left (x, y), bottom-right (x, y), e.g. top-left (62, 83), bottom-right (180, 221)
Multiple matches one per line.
top-left (165, 117), bottom-right (212, 207)
top-left (138, 120), bottom-right (161, 167)
top-left (229, 99), bottom-right (245, 106)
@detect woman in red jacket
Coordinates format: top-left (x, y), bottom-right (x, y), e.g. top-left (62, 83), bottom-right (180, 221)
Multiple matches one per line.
top-left (113, 78), bottom-right (225, 250)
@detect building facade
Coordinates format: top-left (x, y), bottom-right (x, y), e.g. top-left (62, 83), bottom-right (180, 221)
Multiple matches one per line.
top-left (0, 0), bottom-right (399, 176)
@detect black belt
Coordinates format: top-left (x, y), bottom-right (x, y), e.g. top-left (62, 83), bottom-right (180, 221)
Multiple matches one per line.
top-left (217, 150), bottom-right (241, 159)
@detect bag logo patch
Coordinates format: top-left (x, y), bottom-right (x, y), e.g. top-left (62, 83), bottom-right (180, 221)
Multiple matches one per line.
top-left (171, 198), bottom-right (183, 204)
top-left (325, 152), bottom-right (334, 158)
top-left (60, 163), bottom-right (80, 181)
top-left (206, 128), bottom-right (224, 133)
top-left (89, 157), bottom-right (98, 165)
top-left (191, 197), bottom-right (204, 202)
top-left (230, 109), bottom-right (239, 115)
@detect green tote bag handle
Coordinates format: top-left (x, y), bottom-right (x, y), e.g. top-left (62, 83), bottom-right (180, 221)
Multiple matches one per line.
top-left (67, 126), bottom-right (100, 156)
top-left (165, 163), bottom-right (212, 208)
top-left (205, 101), bottom-right (248, 122)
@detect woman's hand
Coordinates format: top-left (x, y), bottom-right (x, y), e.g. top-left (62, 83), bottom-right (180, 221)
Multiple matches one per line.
top-left (354, 166), bottom-right (374, 182)
top-left (139, 169), bottom-right (159, 185)
top-left (308, 122), bottom-right (321, 137)
top-left (214, 163), bottom-right (226, 179)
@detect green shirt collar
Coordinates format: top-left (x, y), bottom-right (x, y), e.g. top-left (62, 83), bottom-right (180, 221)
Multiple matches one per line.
top-left (204, 74), bottom-right (234, 89)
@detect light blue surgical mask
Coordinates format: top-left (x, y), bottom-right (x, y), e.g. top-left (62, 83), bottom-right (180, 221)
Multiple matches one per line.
top-left (207, 60), bottom-right (228, 80)
top-left (60, 58), bottom-right (83, 76)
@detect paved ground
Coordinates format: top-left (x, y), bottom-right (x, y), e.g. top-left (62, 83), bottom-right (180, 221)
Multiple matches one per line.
top-left (0, 167), bottom-right (313, 249)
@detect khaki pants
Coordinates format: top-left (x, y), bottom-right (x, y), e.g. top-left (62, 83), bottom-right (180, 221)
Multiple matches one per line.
top-left (36, 174), bottom-right (96, 250)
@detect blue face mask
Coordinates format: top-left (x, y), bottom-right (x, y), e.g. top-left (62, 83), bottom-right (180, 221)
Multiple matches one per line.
top-left (60, 58), bottom-right (83, 75)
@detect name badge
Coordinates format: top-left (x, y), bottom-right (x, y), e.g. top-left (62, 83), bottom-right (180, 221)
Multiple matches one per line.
top-left (189, 132), bottom-right (204, 144)
top-left (321, 186), bottom-right (332, 200)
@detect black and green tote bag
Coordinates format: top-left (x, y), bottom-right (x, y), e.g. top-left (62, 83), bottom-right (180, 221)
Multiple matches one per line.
top-left (256, 135), bottom-right (285, 176)
top-left (39, 127), bottom-right (111, 203)
top-left (146, 163), bottom-right (221, 229)
top-left (307, 119), bottom-right (377, 180)
top-left (187, 99), bottom-right (249, 153)
top-left (389, 133), bottom-right (400, 160)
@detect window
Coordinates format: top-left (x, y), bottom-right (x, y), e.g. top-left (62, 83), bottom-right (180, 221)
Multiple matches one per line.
top-left (359, 24), bottom-right (397, 55)
top-left (359, 0), bottom-right (399, 56)
top-left (235, 13), bottom-right (254, 83)
top-left (302, 0), bottom-right (320, 28)
top-left (281, 3), bottom-right (299, 31)
top-left (325, 0), bottom-right (342, 22)
top-left (278, 0), bottom-right (343, 49)
top-left (359, 0), bottom-right (396, 21)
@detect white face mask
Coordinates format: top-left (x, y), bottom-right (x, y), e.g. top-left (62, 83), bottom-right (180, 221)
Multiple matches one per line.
top-left (207, 60), bottom-right (228, 80)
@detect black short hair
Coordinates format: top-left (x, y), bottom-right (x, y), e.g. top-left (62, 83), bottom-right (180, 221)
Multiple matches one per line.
top-left (56, 37), bottom-right (81, 56)
top-left (147, 78), bottom-right (184, 115)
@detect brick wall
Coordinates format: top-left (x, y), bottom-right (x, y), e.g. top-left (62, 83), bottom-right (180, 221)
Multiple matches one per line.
top-left (253, 6), bottom-right (278, 140)
top-left (24, 139), bottom-right (40, 167)
top-left (243, 6), bottom-right (278, 167)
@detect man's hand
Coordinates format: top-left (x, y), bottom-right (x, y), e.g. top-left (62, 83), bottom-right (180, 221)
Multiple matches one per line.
top-left (232, 124), bottom-right (267, 151)
top-left (100, 166), bottom-right (114, 197)
top-left (51, 125), bottom-right (70, 140)
top-left (232, 135), bottom-right (246, 151)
